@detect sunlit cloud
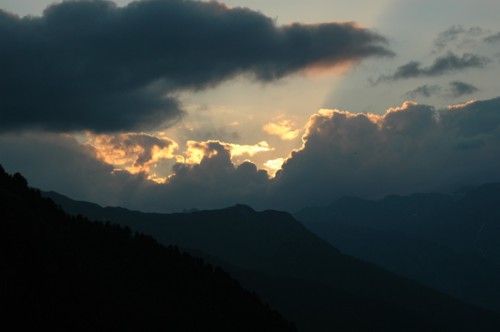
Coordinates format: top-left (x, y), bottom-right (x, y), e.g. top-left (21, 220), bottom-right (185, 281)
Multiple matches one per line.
top-left (316, 108), bottom-right (383, 126)
top-left (185, 140), bottom-right (272, 164)
top-left (85, 131), bottom-right (273, 183)
top-left (230, 141), bottom-right (272, 157)
top-left (263, 120), bottom-right (301, 140)
top-left (3, 96), bottom-right (500, 213)
top-left (447, 99), bottom-right (477, 110)
top-left (86, 132), bottom-right (178, 183)
top-left (263, 158), bottom-right (285, 176)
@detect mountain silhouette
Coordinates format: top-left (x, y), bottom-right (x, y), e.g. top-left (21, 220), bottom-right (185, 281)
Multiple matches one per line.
top-left (295, 186), bottom-right (500, 312)
top-left (0, 165), bottom-right (296, 332)
top-left (45, 187), bottom-right (500, 331)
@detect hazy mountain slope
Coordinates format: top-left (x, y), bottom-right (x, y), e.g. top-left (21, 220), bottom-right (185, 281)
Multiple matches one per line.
top-left (295, 193), bottom-right (456, 232)
top-left (302, 218), bottom-right (500, 311)
top-left (45, 190), bottom-right (500, 332)
top-left (296, 186), bottom-right (500, 261)
top-left (295, 186), bottom-right (500, 311)
top-left (0, 166), bottom-right (296, 332)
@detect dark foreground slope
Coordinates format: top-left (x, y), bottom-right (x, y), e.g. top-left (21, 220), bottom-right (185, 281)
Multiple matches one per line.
top-left (46, 191), bottom-right (500, 332)
top-left (0, 166), bottom-right (295, 332)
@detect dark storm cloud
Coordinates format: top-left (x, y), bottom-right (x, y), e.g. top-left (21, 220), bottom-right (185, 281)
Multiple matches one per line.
top-left (376, 52), bottom-right (490, 83)
top-left (0, 0), bottom-right (392, 132)
top-left (448, 81), bottom-right (479, 97)
top-left (404, 84), bottom-right (442, 99)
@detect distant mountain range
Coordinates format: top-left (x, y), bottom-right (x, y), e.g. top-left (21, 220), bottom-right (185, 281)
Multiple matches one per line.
top-left (295, 184), bottom-right (500, 312)
top-left (44, 184), bottom-right (500, 331)
top-left (0, 165), bottom-right (295, 332)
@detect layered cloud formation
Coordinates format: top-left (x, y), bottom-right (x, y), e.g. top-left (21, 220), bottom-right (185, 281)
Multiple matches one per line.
top-left (1, 2), bottom-right (499, 213)
top-left (0, 0), bottom-right (392, 132)
top-left (2, 97), bottom-right (499, 212)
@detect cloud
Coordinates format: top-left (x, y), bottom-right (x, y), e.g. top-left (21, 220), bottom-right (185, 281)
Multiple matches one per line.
top-left (263, 120), bottom-right (301, 140)
top-left (3, 97), bottom-right (500, 213)
top-left (0, 132), bottom-right (153, 206)
top-left (0, 0), bottom-right (392, 132)
top-left (484, 32), bottom-right (500, 44)
top-left (228, 141), bottom-right (273, 158)
top-left (377, 52), bottom-right (490, 83)
top-left (404, 84), bottom-right (442, 98)
top-left (86, 132), bottom-right (179, 182)
top-left (184, 140), bottom-right (272, 164)
top-left (448, 81), bottom-right (479, 98)
top-left (271, 97), bottom-right (500, 209)
top-left (404, 81), bottom-right (479, 99)
top-left (146, 141), bottom-right (270, 212)
top-left (433, 25), bottom-right (484, 52)
top-left (0, 132), bottom-right (271, 212)
top-left (264, 158), bottom-right (285, 174)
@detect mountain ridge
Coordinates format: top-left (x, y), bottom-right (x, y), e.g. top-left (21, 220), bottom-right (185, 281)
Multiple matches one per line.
top-left (0, 165), bottom-right (296, 332)
top-left (44, 187), bottom-right (500, 332)
top-left (295, 183), bottom-right (500, 312)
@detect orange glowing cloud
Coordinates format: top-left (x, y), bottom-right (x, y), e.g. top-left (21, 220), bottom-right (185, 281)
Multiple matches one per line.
top-left (86, 132), bottom-right (179, 182)
top-left (184, 140), bottom-right (272, 164)
top-left (263, 120), bottom-right (301, 140)
top-left (263, 158), bottom-right (285, 175)
top-left (447, 100), bottom-right (477, 110)
top-left (315, 108), bottom-right (384, 127)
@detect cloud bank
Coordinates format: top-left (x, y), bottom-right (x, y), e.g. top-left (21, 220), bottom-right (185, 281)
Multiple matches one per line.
top-left (272, 97), bottom-right (500, 208)
top-left (2, 97), bottom-right (500, 212)
top-left (0, 0), bottom-right (392, 132)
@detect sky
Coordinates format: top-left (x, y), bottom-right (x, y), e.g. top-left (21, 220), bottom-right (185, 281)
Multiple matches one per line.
top-left (1, 0), bottom-right (500, 212)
